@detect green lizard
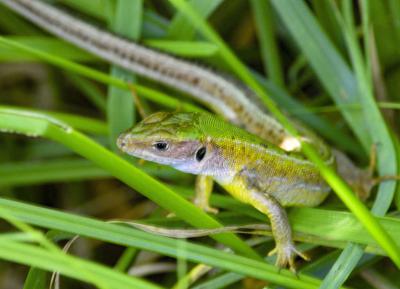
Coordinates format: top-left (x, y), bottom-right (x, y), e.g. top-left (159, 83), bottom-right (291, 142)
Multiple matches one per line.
top-left (4, 0), bottom-right (386, 271)
top-left (117, 111), bottom-right (334, 272)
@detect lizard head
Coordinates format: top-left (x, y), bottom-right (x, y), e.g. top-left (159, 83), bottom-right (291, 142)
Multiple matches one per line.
top-left (117, 111), bottom-right (215, 174)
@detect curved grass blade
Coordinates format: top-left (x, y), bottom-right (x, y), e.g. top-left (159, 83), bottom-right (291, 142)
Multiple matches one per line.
top-left (270, 0), bottom-right (370, 149)
top-left (107, 0), bottom-right (142, 150)
top-left (250, 0), bottom-right (284, 87)
top-left (0, 197), bottom-right (330, 289)
top-left (0, 240), bottom-right (164, 289)
top-left (144, 40), bottom-right (218, 57)
top-left (167, 0), bottom-right (224, 40)
top-left (0, 105), bottom-right (107, 134)
top-left (0, 36), bottom-right (96, 62)
top-left (0, 36), bottom-right (204, 113)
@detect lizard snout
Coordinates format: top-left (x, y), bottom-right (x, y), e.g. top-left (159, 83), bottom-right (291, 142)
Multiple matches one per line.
top-left (117, 133), bottom-right (129, 151)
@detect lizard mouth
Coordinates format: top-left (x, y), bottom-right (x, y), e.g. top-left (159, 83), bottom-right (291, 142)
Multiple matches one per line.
top-left (116, 132), bottom-right (159, 161)
top-left (116, 132), bottom-right (144, 154)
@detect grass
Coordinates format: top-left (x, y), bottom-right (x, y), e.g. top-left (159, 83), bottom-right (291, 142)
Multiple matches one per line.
top-left (0, 0), bottom-right (400, 289)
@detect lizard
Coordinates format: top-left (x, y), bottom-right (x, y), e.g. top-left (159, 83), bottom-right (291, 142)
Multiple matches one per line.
top-left (2, 0), bottom-right (387, 270)
top-left (116, 111), bottom-right (333, 272)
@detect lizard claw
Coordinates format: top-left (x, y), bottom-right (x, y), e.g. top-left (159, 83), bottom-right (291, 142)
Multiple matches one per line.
top-left (268, 243), bottom-right (309, 273)
top-left (193, 200), bottom-right (219, 214)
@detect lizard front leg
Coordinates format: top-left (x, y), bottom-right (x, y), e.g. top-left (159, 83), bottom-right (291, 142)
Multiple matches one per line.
top-left (246, 190), bottom-right (309, 272)
top-left (193, 175), bottom-right (218, 214)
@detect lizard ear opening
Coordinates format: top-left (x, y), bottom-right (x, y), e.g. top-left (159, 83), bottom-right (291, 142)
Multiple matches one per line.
top-left (195, 146), bottom-right (206, 162)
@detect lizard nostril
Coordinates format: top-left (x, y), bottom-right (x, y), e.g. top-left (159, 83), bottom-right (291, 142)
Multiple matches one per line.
top-left (117, 135), bottom-right (127, 149)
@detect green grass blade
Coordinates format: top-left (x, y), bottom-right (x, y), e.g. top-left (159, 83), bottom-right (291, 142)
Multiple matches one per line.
top-left (0, 197), bottom-right (328, 289)
top-left (0, 36), bottom-right (203, 112)
top-left (0, 240), bottom-right (164, 289)
top-left (271, 0), bottom-right (371, 149)
top-left (107, 0), bottom-right (142, 150)
top-left (311, 0), bottom-right (344, 54)
top-left (23, 267), bottom-right (48, 289)
top-left (144, 40), bottom-right (218, 57)
top-left (58, 0), bottom-right (111, 21)
top-left (351, 1), bottom-right (397, 214)
top-left (0, 36), bottom-right (96, 62)
top-left (0, 159), bottom-right (109, 186)
top-left (0, 105), bottom-right (107, 134)
top-left (250, 0), bottom-right (284, 87)
top-left (0, 158), bottom-right (186, 187)
top-left (167, 0), bottom-right (223, 40)
top-left (114, 247), bottom-right (137, 272)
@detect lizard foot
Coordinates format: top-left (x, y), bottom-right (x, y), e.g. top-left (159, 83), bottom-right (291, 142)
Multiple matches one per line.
top-left (268, 243), bottom-right (310, 273)
top-left (193, 200), bottom-right (219, 214)
top-left (198, 204), bottom-right (219, 214)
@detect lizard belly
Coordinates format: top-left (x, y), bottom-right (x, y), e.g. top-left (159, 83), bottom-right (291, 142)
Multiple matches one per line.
top-left (265, 177), bottom-right (330, 207)
top-left (217, 173), bottom-right (330, 208)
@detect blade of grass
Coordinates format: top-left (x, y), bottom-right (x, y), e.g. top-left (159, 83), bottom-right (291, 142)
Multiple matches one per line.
top-left (332, 0), bottom-right (398, 213)
top-left (0, 36), bottom-right (96, 62)
top-left (143, 40), bottom-right (218, 57)
top-left (311, 0), bottom-right (345, 54)
top-left (368, 0), bottom-right (400, 69)
top-left (23, 267), bottom-right (48, 289)
top-left (58, 0), bottom-right (111, 21)
top-left (0, 158), bottom-right (187, 187)
top-left (0, 159), bottom-right (110, 186)
top-left (250, 0), bottom-right (284, 87)
top-left (0, 240), bottom-right (164, 289)
top-left (0, 197), bottom-right (330, 289)
top-left (0, 105), bottom-right (107, 134)
top-left (271, 0), bottom-right (371, 149)
top-left (167, 0), bottom-right (223, 40)
top-left (107, 0), bottom-right (142, 150)
top-left (114, 247), bottom-right (138, 272)
top-left (0, 36), bottom-right (203, 112)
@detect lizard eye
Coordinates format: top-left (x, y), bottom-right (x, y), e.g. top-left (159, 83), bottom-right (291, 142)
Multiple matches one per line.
top-left (196, 146), bottom-right (206, 162)
top-left (153, 141), bottom-right (169, 151)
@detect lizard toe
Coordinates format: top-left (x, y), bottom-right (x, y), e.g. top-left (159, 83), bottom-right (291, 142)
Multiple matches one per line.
top-left (268, 243), bottom-right (309, 273)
